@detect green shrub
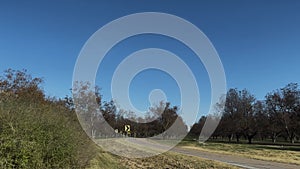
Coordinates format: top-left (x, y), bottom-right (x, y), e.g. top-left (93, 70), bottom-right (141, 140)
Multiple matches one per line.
top-left (0, 69), bottom-right (96, 168)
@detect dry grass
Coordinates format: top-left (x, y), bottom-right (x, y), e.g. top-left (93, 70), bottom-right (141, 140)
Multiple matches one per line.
top-left (87, 149), bottom-right (125, 169)
top-left (179, 142), bottom-right (300, 165)
top-left (88, 148), bottom-right (239, 169)
top-left (119, 152), bottom-right (239, 169)
top-left (88, 138), bottom-right (239, 168)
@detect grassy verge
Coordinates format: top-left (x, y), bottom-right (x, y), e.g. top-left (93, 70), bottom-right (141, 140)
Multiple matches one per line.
top-left (178, 141), bottom-right (300, 165)
top-left (121, 152), bottom-right (239, 169)
top-left (89, 150), bottom-right (239, 169)
top-left (87, 150), bottom-right (126, 169)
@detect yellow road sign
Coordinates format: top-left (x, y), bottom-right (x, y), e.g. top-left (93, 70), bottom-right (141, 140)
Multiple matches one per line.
top-left (125, 125), bottom-right (130, 132)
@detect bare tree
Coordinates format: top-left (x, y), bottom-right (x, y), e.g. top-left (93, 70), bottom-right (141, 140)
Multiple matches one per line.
top-left (265, 83), bottom-right (300, 143)
top-left (72, 82), bottom-right (105, 138)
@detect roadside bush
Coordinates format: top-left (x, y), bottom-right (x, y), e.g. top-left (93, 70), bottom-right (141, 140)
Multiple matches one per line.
top-left (0, 69), bottom-right (96, 168)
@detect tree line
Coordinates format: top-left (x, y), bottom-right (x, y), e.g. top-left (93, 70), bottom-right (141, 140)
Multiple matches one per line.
top-left (72, 78), bottom-right (300, 144)
top-left (190, 83), bottom-right (300, 144)
top-left (72, 82), bottom-right (188, 139)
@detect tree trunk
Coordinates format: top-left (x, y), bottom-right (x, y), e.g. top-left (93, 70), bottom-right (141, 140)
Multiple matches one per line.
top-left (247, 135), bottom-right (254, 144)
top-left (247, 132), bottom-right (257, 144)
top-left (290, 136), bottom-right (295, 144)
top-left (228, 134), bottom-right (233, 142)
top-left (236, 133), bottom-right (240, 143)
top-left (271, 133), bottom-right (278, 143)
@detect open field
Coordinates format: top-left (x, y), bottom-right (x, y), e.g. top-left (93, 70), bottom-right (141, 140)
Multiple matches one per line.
top-left (178, 141), bottom-right (300, 165)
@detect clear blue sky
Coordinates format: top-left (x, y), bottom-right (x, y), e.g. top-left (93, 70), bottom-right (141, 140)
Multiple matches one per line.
top-left (1, 0), bottom-right (300, 119)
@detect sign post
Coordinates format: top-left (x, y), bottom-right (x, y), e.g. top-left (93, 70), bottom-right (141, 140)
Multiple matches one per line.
top-left (124, 125), bottom-right (130, 136)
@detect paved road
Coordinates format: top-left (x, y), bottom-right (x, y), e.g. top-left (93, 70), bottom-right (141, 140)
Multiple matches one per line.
top-left (172, 147), bottom-right (299, 169)
top-left (125, 138), bottom-right (299, 169)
